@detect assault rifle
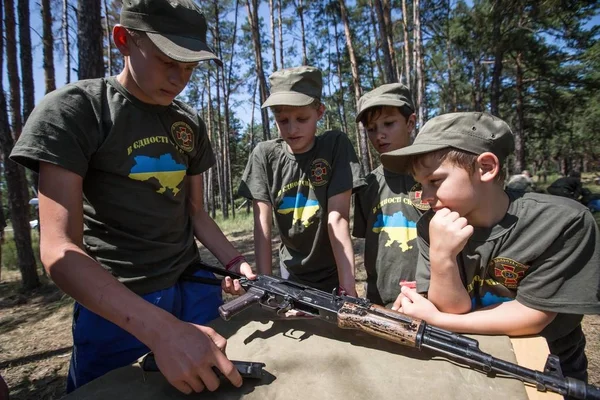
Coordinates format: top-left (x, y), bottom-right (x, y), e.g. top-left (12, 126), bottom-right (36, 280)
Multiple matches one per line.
top-left (184, 263), bottom-right (600, 400)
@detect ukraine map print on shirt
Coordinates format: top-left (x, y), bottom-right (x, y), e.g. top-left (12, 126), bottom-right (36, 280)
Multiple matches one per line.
top-left (372, 210), bottom-right (418, 252)
top-left (277, 192), bottom-right (320, 228)
top-left (128, 153), bottom-right (186, 196)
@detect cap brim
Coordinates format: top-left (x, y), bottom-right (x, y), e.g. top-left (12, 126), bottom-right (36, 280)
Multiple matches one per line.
top-left (355, 99), bottom-right (414, 122)
top-left (261, 92), bottom-right (315, 108)
top-left (380, 143), bottom-right (451, 173)
top-left (147, 33), bottom-right (223, 66)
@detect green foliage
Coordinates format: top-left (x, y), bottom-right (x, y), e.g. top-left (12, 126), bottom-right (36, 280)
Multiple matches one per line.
top-left (211, 208), bottom-right (255, 235)
top-left (1, 230), bottom-right (42, 271)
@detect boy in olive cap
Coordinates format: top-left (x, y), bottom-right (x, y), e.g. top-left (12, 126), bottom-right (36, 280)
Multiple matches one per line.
top-left (10, 0), bottom-right (254, 393)
top-left (239, 66), bottom-right (365, 296)
top-left (381, 112), bottom-right (600, 381)
top-left (353, 83), bottom-right (430, 307)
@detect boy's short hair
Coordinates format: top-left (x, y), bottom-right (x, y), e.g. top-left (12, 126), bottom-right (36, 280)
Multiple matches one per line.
top-left (356, 83), bottom-right (415, 125)
top-left (262, 66), bottom-right (322, 108)
top-left (271, 99), bottom-right (322, 115)
top-left (380, 112), bottom-right (514, 175)
top-left (412, 148), bottom-right (507, 182)
top-left (119, 0), bottom-right (222, 65)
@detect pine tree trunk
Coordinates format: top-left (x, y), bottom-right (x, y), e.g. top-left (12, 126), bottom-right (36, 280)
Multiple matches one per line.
top-left (63, 0), bottom-right (71, 83)
top-left (490, 0), bottom-right (503, 117)
top-left (16, 0), bottom-right (33, 208)
top-left (332, 22), bottom-right (349, 136)
top-left (414, 0), bottom-right (425, 132)
top-left (401, 0), bottom-right (411, 88)
top-left (41, 0), bottom-right (56, 93)
top-left (365, 24), bottom-right (377, 88)
top-left (445, 0), bottom-right (456, 112)
top-left (0, 4), bottom-right (39, 290)
top-left (212, 1), bottom-right (228, 219)
top-left (206, 74), bottom-right (224, 218)
top-left (269, 0), bottom-right (278, 71)
top-left (18, 0), bottom-right (34, 123)
top-left (4, 0), bottom-right (22, 138)
top-left (103, 0), bottom-right (111, 75)
top-left (374, 0), bottom-right (394, 83)
top-left (382, 0), bottom-right (398, 81)
top-left (278, 0), bottom-right (284, 69)
top-left (368, 0), bottom-right (384, 83)
top-left (295, 0), bottom-right (308, 65)
top-left (220, 0), bottom-right (240, 218)
top-left (77, 0), bottom-right (104, 79)
top-left (338, 0), bottom-right (371, 174)
top-left (214, 72), bottom-right (228, 219)
top-left (514, 50), bottom-right (525, 173)
top-left (246, 0), bottom-right (271, 140)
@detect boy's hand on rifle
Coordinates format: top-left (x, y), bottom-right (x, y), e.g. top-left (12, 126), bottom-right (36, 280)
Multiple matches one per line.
top-left (150, 320), bottom-right (242, 394)
top-left (392, 286), bottom-right (441, 324)
top-left (221, 261), bottom-right (257, 296)
top-left (429, 208), bottom-right (473, 259)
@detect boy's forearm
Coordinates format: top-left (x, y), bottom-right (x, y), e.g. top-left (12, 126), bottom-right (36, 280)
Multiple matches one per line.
top-left (193, 209), bottom-right (243, 265)
top-left (254, 223), bottom-right (272, 275)
top-left (253, 200), bottom-right (273, 275)
top-left (430, 300), bottom-right (556, 336)
top-left (428, 256), bottom-right (471, 313)
top-left (42, 243), bottom-right (176, 349)
top-left (327, 212), bottom-right (356, 294)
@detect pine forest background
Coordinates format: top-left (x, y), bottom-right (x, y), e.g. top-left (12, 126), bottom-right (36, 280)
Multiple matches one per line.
top-left (0, 0), bottom-right (599, 290)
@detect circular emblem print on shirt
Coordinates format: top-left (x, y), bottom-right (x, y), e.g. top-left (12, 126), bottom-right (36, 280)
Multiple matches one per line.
top-left (310, 158), bottom-right (331, 187)
top-left (408, 182), bottom-right (431, 211)
top-left (490, 257), bottom-right (529, 289)
top-left (170, 121), bottom-right (195, 152)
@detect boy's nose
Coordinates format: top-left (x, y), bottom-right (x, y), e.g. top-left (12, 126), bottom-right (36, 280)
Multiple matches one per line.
top-left (420, 187), bottom-right (435, 204)
top-left (168, 66), bottom-right (187, 87)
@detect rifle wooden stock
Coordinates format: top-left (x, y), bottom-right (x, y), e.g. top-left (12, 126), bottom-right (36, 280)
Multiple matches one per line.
top-left (337, 303), bottom-right (423, 347)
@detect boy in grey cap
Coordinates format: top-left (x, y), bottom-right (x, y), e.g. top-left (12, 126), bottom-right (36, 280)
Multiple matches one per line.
top-left (10, 0), bottom-right (253, 393)
top-left (381, 112), bottom-right (600, 382)
top-left (239, 66), bottom-right (365, 296)
top-left (353, 83), bottom-right (430, 307)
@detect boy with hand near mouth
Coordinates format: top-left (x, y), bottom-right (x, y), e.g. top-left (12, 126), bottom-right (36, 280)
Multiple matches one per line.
top-left (239, 66), bottom-right (365, 296)
top-left (353, 84), bottom-right (429, 307)
top-left (381, 112), bottom-right (600, 382)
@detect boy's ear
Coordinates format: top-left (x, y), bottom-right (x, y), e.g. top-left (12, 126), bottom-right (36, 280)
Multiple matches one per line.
top-left (407, 113), bottom-right (416, 132)
top-left (316, 103), bottom-right (326, 120)
top-left (477, 152), bottom-right (501, 183)
top-left (113, 25), bottom-right (131, 56)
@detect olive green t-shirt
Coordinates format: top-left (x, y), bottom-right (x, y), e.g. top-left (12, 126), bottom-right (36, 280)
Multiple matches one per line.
top-left (10, 77), bottom-right (215, 294)
top-left (415, 191), bottom-right (600, 380)
top-left (238, 130), bottom-right (365, 291)
top-left (352, 166), bottom-right (429, 307)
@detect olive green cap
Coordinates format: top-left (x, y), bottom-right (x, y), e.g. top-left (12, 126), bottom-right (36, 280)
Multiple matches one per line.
top-left (356, 83), bottom-right (414, 123)
top-left (262, 66), bottom-right (322, 108)
top-left (120, 0), bottom-right (222, 66)
top-left (380, 112), bottom-right (515, 173)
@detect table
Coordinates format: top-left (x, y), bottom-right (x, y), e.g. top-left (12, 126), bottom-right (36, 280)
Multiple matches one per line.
top-left (65, 308), bottom-right (560, 400)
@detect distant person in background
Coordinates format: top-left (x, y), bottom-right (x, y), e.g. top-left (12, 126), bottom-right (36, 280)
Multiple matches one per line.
top-left (547, 171), bottom-right (583, 201)
top-left (537, 167), bottom-right (547, 184)
top-left (506, 170), bottom-right (536, 192)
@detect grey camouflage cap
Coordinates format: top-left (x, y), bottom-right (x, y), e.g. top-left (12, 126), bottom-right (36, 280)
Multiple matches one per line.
top-left (120, 0), bottom-right (222, 66)
top-left (356, 83), bottom-right (414, 123)
top-left (262, 66), bottom-right (322, 108)
top-left (380, 112), bottom-right (515, 173)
